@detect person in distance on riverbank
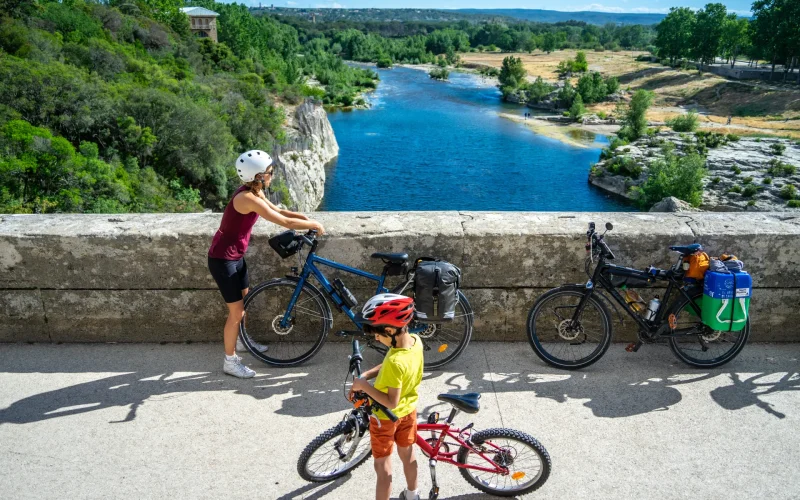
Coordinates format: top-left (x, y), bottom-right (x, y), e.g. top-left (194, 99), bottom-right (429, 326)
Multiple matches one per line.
top-left (207, 150), bottom-right (325, 378)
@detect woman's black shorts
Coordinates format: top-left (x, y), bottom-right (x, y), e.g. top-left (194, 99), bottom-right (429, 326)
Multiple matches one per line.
top-left (208, 256), bottom-right (250, 303)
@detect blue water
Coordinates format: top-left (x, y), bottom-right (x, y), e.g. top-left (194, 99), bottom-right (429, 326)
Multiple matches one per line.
top-left (321, 66), bottom-right (631, 211)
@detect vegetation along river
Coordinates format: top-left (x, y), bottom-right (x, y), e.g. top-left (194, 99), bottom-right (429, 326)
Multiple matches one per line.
top-left (320, 66), bottom-right (630, 211)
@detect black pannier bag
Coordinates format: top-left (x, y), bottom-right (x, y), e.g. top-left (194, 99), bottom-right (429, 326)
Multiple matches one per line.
top-left (413, 258), bottom-right (461, 322)
top-left (269, 230), bottom-right (300, 259)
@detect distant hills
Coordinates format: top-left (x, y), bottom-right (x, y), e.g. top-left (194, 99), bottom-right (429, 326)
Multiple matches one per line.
top-left (453, 9), bottom-right (667, 25)
top-left (260, 7), bottom-right (666, 26)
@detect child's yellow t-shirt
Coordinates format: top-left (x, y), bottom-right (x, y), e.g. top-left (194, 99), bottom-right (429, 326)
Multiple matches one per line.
top-left (373, 334), bottom-right (424, 419)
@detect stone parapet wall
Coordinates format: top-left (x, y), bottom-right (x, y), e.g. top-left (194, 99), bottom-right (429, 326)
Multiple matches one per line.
top-left (1, 213), bottom-right (799, 343)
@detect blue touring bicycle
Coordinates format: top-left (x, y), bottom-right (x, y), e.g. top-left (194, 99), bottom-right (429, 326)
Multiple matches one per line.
top-left (239, 231), bottom-right (473, 368)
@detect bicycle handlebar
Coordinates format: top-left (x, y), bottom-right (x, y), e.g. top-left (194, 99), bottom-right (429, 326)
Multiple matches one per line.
top-left (348, 340), bottom-right (399, 422)
top-left (587, 222), bottom-right (615, 260)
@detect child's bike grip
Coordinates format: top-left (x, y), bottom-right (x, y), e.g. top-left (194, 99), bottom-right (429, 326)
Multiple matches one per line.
top-left (370, 400), bottom-right (399, 423)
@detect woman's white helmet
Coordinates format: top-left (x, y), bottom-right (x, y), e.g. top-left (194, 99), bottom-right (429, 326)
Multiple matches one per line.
top-left (235, 150), bottom-right (273, 183)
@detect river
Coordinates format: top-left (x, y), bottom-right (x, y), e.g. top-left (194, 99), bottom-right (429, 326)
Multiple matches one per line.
top-left (321, 66), bottom-right (631, 211)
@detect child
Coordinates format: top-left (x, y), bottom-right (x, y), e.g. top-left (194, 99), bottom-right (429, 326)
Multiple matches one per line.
top-left (352, 294), bottom-right (424, 500)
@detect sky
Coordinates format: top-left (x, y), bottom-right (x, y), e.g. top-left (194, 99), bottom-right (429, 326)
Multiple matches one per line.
top-left (243, 1), bottom-right (754, 15)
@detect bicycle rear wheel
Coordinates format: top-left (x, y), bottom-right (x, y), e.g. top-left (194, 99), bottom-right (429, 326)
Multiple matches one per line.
top-left (527, 286), bottom-right (612, 369)
top-left (393, 288), bottom-right (473, 369)
top-left (668, 289), bottom-right (750, 368)
top-left (240, 278), bottom-right (332, 367)
top-left (457, 428), bottom-right (551, 497)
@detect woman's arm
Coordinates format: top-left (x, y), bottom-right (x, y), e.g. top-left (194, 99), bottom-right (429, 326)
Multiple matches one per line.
top-left (262, 197), bottom-right (310, 221)
top-left (235, 192), bottom-right (324, 234)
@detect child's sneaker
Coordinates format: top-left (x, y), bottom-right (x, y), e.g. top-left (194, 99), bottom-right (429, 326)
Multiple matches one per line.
top-left (223, 355), bottom-right (256, 378)
top-left (399, 490), bottom-right (420, 500)
top-left (236, 335), bottom-right (268, 353)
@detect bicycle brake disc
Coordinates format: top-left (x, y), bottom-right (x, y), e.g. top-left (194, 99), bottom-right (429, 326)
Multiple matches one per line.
top-left (271, 315), bottom-right (294, 335)
top-left (701, 330), bottom-right (723, 342)
top-left (417, 323), bottom-right (437, 339)
top-left (557, 319), bottom-right (583, 341)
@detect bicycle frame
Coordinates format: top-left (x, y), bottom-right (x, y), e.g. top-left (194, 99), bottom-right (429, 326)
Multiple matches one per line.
top-left (575, 254), bottom-right (703, 338)
top-left (415, 423), bottom-right (509, 475)
top-left (278, 244), bottom-right (414, 331)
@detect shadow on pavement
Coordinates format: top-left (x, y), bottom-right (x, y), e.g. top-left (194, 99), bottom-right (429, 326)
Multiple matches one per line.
top-left (0, 343), bottom-right (797, 425)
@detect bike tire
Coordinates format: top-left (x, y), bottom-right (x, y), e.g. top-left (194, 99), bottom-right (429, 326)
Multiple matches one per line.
top-left (457, 428), bottom-right (551, 497)
top-left (297, 421), bottom-right (372, 482)
top-left (391, 285), bottom-right (474, 370)
top-left (667, 288), bottom-right (750, 368)
top-left (240, 277), bottom-right (332, 367)
top-left (527, 285), bottom-right (613, 370)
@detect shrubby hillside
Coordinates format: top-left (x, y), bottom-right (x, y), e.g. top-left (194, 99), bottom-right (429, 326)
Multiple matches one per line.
top-left (0, 0), bottom-right (376, 214)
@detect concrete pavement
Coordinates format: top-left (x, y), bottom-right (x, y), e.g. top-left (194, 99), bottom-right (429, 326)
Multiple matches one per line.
top-left (1, 342), bottom-right (798, 499)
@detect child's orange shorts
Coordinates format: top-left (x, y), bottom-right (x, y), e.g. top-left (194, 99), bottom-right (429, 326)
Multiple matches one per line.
top-left (369, 410), bottom-right (417, 459)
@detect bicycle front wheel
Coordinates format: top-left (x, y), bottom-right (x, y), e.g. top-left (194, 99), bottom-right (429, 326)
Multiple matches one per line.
top-left (457, 428), bottom-right (551, 497)
top-left (240, 278), bottom-right (332, 367)
top-left (527, 286), bottom-right (612, 369)
top-left (297, 420), bottom-right (372, 482)
top-left (668, 289), bottom-right (750, 368)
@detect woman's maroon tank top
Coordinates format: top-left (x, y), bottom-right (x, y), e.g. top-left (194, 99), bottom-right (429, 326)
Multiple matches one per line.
top-left (208, 186), bottom-right (260, 260)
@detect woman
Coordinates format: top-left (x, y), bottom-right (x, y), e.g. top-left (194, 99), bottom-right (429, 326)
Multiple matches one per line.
top-left (208, 150), bottom-right (325, 378)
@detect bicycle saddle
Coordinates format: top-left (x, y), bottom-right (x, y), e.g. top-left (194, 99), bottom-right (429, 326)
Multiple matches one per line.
top-left (370, 252), bottom-right (408, 264)
top-left (437, 393), bottom-right (481, 414)
top-left (669, 243), bottom-right (703, 255)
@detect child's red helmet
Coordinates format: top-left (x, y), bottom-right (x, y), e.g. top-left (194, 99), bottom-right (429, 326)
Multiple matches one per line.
top-left (355, 293), bottom-right (415, 328)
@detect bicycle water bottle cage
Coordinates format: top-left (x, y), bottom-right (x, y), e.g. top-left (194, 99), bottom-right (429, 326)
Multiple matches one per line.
top-left (333, 279), bottom-right (358, 310)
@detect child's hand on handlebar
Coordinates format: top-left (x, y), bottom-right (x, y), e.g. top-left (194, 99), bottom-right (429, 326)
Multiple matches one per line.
top-left (351, 377), bottom-right (369, 394)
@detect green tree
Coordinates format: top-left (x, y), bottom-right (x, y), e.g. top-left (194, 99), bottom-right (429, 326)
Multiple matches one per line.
top-left (541, 32), bottom-right (557, 54)
top-left (569, 93), bottom-right (586, 120)
top-left (636, 148), bottom-right (707, 208)
top-left (574, 51), bottom-right (588, 72)
top-left (619, 89), bottom-right (654, 141)
top-left (690, 3), bottom-right (728, 69)
top-left (752, 0), bottom-right (800, 82)
top-left (720, 14), bottom-right (751, 68)
top-left (654, 7), bottom-right (696, 65)
top-left (499, 56), bottom-right (526, 89)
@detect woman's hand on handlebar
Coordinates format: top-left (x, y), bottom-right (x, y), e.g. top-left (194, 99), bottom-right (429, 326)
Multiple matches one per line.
top-left (307, 221), bottom-right (325, 235)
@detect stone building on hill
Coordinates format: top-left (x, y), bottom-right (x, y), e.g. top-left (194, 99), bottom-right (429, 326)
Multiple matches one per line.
top-left (181, 7), bottom-right (219, 42)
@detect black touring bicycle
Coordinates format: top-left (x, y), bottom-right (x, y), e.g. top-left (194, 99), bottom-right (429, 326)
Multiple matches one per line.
top-left (526, 222), bottom-right (750, 369)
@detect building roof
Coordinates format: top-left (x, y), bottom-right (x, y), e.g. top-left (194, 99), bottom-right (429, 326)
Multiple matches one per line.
top-left (180, 7), bottom-right (219, 17)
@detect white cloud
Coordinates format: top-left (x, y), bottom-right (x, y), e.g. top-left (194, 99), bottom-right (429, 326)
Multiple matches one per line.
top-left (315, 2), bottom-right (344, 7)
top-left (286, 1), bottom-right (297, 5)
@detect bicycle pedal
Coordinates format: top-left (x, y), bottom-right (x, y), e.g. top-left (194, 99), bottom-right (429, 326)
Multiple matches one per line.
top-left (428, 487), bottom-right (439, 500)
top-left (625, 342), bottom-right (642, 353)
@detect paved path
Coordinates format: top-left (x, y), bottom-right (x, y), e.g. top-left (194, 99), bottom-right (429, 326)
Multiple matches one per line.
top-left (1, 343), bottom-right (798, 499)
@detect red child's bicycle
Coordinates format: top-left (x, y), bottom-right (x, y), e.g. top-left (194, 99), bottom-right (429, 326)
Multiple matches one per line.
top-left (297, 339), bottom-right (551, 498)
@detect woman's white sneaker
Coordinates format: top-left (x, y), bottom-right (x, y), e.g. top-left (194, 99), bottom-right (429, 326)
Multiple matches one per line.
top-left (236, 336), bottom-right (269, 353)
top-left (223, 355), bottom-right (256, 378)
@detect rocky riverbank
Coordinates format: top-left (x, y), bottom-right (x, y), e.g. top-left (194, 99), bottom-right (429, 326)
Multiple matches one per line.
top-left (270, 99), bottom-right (339, 211)
top-left (589, 131), bottom-right (800, 211)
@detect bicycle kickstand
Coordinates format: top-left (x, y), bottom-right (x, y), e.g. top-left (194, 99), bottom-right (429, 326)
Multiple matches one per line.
top-left (428, 458), bottom-right (440, 500)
